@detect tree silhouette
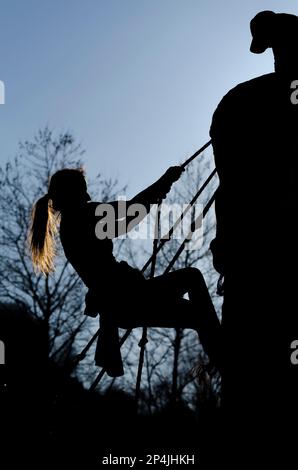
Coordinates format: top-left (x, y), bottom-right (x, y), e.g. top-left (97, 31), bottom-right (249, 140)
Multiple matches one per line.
top-left (0, 127), bottom-right (123, 365)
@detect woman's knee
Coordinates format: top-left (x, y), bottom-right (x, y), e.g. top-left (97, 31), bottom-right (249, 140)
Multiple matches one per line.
top-left (166, 267), bottom-right (206, 292)
top-left (184, 267), bottom-right (204, 282)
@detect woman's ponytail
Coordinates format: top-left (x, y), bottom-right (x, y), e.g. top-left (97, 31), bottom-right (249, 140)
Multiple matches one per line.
top-left (28, 194), bottom-right (58, 274)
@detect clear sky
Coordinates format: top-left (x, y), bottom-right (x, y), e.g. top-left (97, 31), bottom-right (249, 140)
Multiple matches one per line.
top-left (0, 0), bottom-right (297, 197)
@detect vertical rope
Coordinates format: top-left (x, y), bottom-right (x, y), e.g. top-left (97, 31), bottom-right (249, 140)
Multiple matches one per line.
top-left (88, 189), bottom-right (216, 391)
top-left (135, 199), bottom-right (162, 408)
top-left (86, 141), bottom-right (216, 391)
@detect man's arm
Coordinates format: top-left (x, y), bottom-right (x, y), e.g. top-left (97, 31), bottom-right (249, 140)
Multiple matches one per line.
top-left (210, 91), bottom-right (235, 275)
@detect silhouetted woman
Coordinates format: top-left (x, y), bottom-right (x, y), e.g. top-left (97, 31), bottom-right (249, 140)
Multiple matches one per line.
top-left (29, 168), bottom-right (221, 376)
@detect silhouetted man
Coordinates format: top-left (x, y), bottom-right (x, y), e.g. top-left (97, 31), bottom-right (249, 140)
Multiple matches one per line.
top-left (210, 11), bottom-right (298, 465)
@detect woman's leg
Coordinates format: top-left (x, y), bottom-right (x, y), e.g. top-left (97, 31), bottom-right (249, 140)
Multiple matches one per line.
top-left (119, 267), bottom-right (222, 369)
top-left (151, 268), bottom-right (221, 369)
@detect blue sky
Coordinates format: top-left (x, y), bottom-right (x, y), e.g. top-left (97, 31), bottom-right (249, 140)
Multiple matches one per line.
top-left (0, 0), bottom-right (297, 197)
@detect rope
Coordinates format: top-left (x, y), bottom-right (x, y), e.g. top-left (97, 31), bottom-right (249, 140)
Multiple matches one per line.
top-left (75, 139), bottom-right (216, 390)
top-left (180, 140), bottom-right (212, 169)
top-left (88, 189), bottom-right (217, 391)
top-left (86, 175), bottom-right (216, 387)
top-left (135, 199), bottom-right (162, 406)
top-left (69, 329), bottom-right (100, 370)
top-left (79, 141), bottom-right (215, 373)
top-left (141, 168), bottom-right (217, 273)
top-left (163, 191), bottom-right (216, 273)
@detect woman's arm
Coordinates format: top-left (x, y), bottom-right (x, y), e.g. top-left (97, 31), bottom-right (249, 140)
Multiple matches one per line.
top-left (122, 166), bottom-right (184, 234)
top-left (93, 166), bottom-right (184, 238)
top-left (129, 166), bottom-right (183, 209)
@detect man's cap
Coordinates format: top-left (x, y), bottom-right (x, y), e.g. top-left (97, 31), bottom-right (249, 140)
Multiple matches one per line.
top-left (250, 11), bottom-right (298, 54)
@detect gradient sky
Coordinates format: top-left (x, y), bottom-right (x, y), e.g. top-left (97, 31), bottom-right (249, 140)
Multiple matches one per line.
top-left (0, 0), bottom-right (297, 197)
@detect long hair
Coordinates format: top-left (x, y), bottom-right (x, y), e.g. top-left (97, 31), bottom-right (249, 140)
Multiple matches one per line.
top-left (28, 168), bottom-right (88, 275)
top-left (28, 195), bottom-right (59, 275)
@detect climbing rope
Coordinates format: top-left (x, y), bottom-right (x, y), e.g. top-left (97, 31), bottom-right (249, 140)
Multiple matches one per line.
top-left (70, 139), bottom-right (217, 393)
top-left (141, 167), bottom-right (216, 274)
top-left (135, 199), bottom-right (162, 405)
top-left (89, 189), bottom-right (217, 391)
